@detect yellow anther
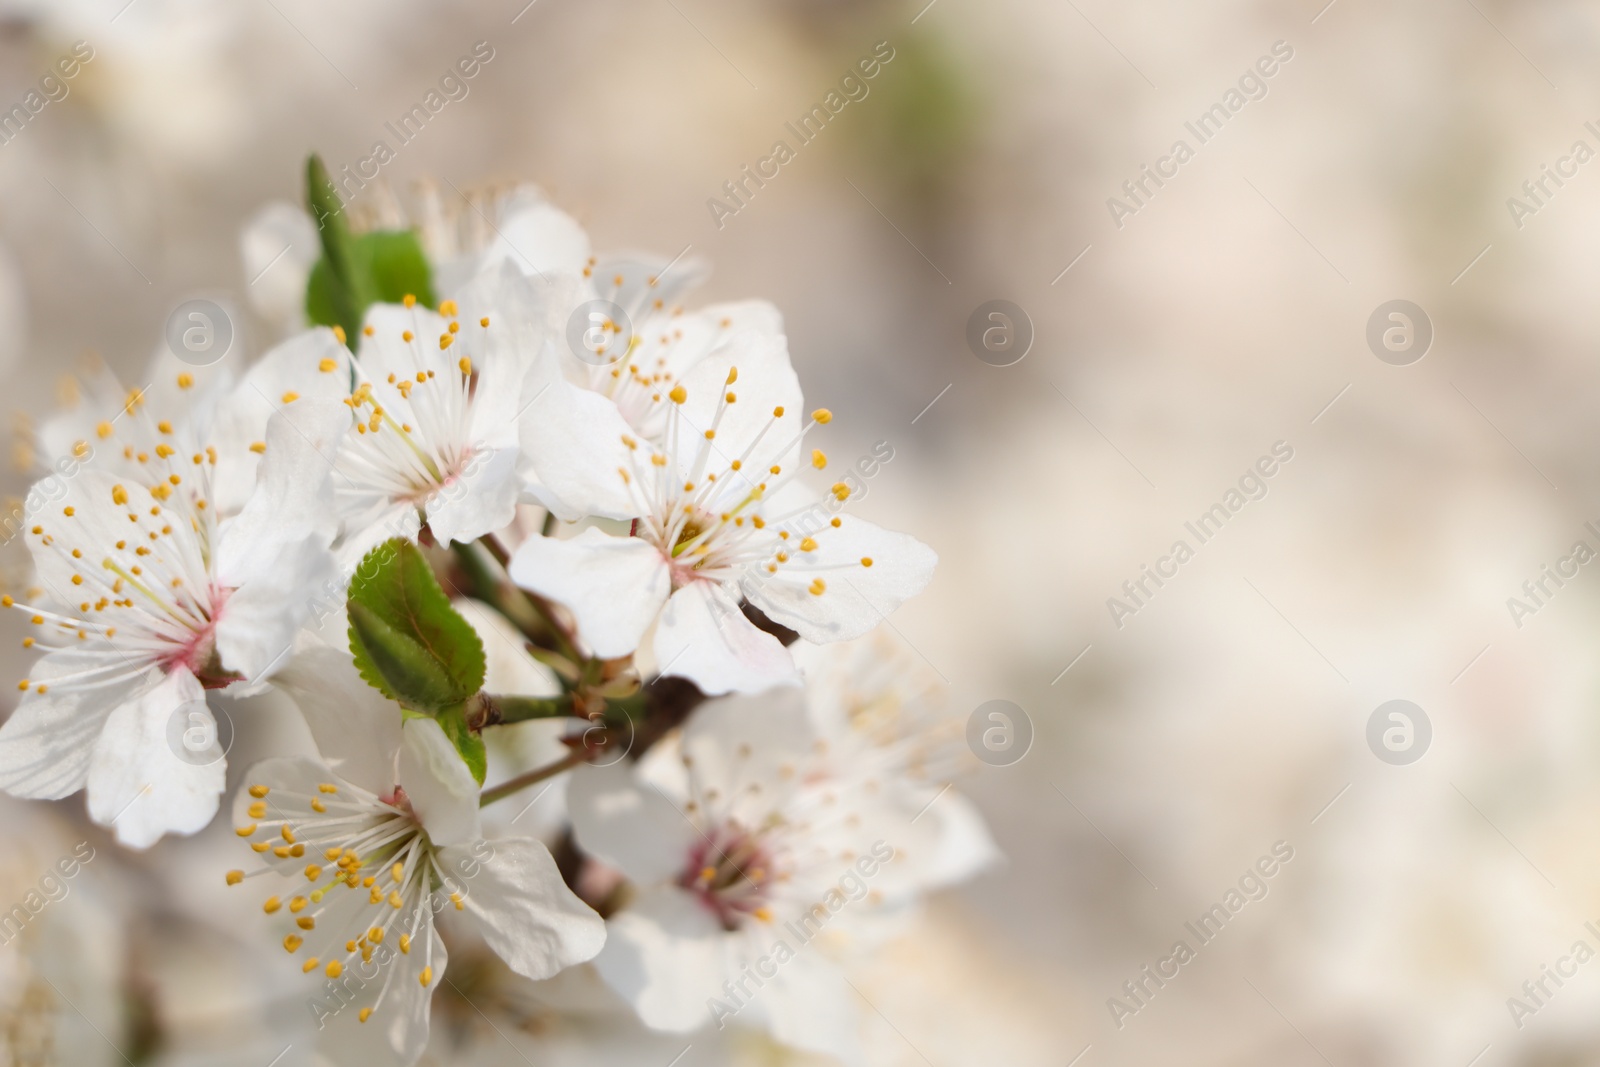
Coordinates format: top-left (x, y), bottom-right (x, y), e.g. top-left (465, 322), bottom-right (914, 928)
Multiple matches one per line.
top-left (358, 1007), bottom-right (373, 1023)
top-left (389, 891), bottom-right (402, 909)
top-left (754, 907), bottom-right (774, 921)
top-left (450, 893), bottom-right (464, 911)
top-left (401, 331), bottom-right (414, 343)
top-left (272, 845), bottom-right (291, 858)
top-left (458, 356), bottom-right (472, 374)
top-left (249, 442), bottom-right (266, 454)
top-left (283, 935), bottom-right (302, 953)
top-left (331, 325), bottom-right (347, 345)
top-left (811, 450), bottom-right (827, 469)
top-left (177, 373), bottom-right (193, 389)
top-left (480, 316), bottom-right (490, 327)
top-left (726, 367), bottom-right (738, 384)
top-left (861, 557), bottom-right (873, 567)
top-left (236, 824), bottom-right (257, 837)
top-left (831, 482), bottom-right (851, 501)
top-left (225, 870), bottom-right (244, 886)
top-left (799, 537), bottom-right (818, 552)
top-left (439, 299), bottom-right (458, 316)
top-left (809, 579), bottom-right (827, 595)
top-left (96, 421), bottom-right (113, 439)
top-left (63, 506), bottom-right (75, 517)
top-left (288, 896), bottom-right (307, 913)
top-left (831, 517), bottom-right (841, 527)
top-left (325, 960), bottom-right (343, 978)
top-left (281, 825), bottom-right (295, 843)
top-left (304, 864), bottom-right (322, 881)
top-left (263, 897), bottom-right (281, 914)
top-left (773, 406), bottom-right (785, 418)
top-left (318, 358), bottom-right (337, 372)
top-left (403, 294), bottom-right (417, 308)
top-left (318, 784), bottom-right (338, 794)
top-left (296, 916), bottom-right (315, 930)
top-left (251, 841), bottom-right (270, 853)
top-left (281, 391), bottom-right (299, 403)
top-left (812, 408), bottom-right (833, 424)
top-left (399, 934), bottom-right (411, 954)
top-left (669, 385), bottom-right (687, 404)
top-left (391, 862), bottom-right (404, 883)
top-left (248, 802), bottom-right (266, 819)
top-left (302, 958), bottom-right (319, 973)
top-left (310, 798), bottom-right (325, 813)
top-left (367, 927), bottom-right (384, 943)
top-left (419, 967), bottom-right (433, 987)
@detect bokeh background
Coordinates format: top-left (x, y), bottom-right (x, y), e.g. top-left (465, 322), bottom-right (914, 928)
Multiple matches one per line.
top-left (4, 0), bottom-right (1600, 1064)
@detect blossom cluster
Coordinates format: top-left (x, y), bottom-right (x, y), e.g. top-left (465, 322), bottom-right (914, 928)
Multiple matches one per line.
top-left (0, 172), bottom-right (995, 1065)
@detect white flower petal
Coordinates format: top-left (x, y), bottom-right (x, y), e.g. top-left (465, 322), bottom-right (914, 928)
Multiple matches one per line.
top-left (357, 304), bottom-right (455, 384)
top-left (567, 761), bottom-right (700, 886)
top-left (745, 517), bottom-right (937, 645)
top-left (670, 314), bottom-right (801, 474)
top-left (520, 382), bottom-right (643, 521)
top-left (213, 537), bottom-right (339, 687)
top-left (85, 667), bottom-right (224, 848)
top-left (421, 445), bottom-right (520, 547)
top-left (270, 647), bottom-right (402, 793)
top-left (437, 838), bottom-right (606, 979)
top-left (507, 528), bottom-right (669, 658)
top-left (756, 951), bottom-right (862, 1065)
top-left (398, 718), bottom-right (480, 847)
top-left (214, 395), bottom-right (346, 588)
top-left (592, 885), bottom-right (730, 1033)
top-left (653, 582), bottom-right (797, 696)
top-left (206, 328), bottom-right (352, 517)
top-left (477, 198), bottom-right (592, 278)
top-left (0, 663), bottom-right (122, 799)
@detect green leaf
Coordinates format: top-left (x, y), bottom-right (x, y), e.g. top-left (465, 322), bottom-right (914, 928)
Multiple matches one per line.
top-left (434, 707), bottom-right (487, 785)
top-left (347, 601), bottom-right (463, 712)
top-left (346, 539), bottom-right (486, 715)
top-left (304, 154), bottom-right (436, 338)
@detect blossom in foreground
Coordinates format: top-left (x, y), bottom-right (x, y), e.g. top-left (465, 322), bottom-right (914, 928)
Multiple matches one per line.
top-left (567, 691), bottom-right (970, 1063)
top-left (0, 381), bottom-right (346, 847)
top-left (509, 338), bottom-right (935, 695)
top-left (232, 649), bottom-right (605, 1065)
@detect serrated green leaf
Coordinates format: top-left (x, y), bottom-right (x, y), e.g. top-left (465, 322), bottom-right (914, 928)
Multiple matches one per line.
top-left (348, 600), bottom-right (463, 713)
top-left (434, 707), bottom-right (487, 785)
top-left (304, 153), bottom-right (436, 338)
top-left (346, 539), bottom-right (486, 714)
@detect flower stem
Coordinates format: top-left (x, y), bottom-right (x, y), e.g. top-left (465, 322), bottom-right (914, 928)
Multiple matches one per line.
top-left (479, 743), bottom-right (599, 808)
top-left (494, 695), bottom-right (573, 723)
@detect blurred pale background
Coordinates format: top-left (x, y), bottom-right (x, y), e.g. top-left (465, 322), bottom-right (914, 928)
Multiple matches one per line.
top-left (5, 0), bottom-right (1600, 1064)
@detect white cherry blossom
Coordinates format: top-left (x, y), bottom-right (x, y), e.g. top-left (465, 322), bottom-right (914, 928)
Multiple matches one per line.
top-left (567, 691), bottom-right (959, 1063)
top-left (509, 334), bottom-right (935, 695)
top-left (0, 377), bottom-right (346, 848)
top-left (232, 649), bottom-right (605, 1066)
